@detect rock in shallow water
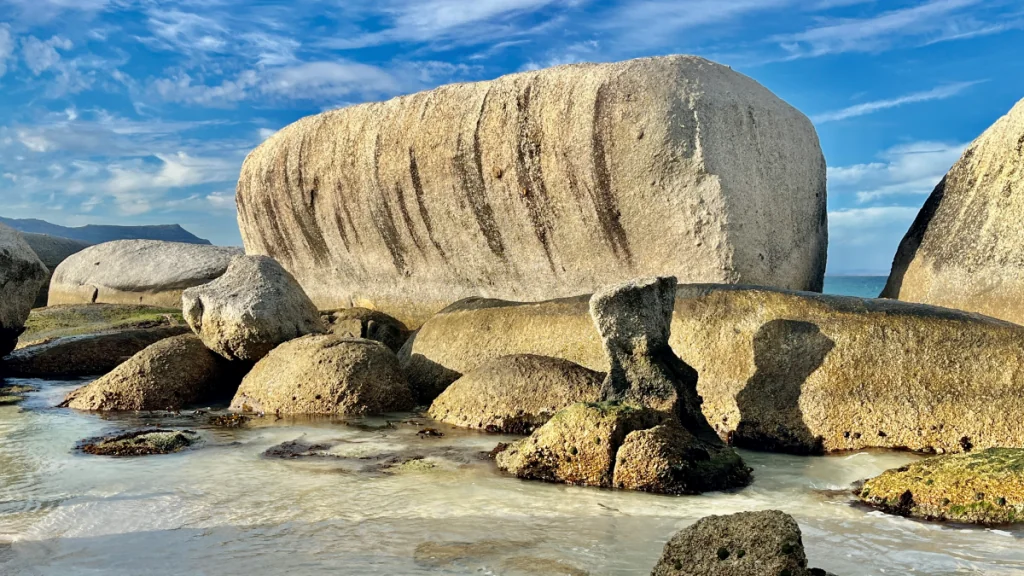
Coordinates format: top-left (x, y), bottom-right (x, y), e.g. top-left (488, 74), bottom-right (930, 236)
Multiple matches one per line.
top-left (428, 354), bottom-right (604, 433)
top-left (60, 334), bottom-right (238, 411)
top-left (230, 335), bottom-right (415, 416)
top-left (651, 510), bottom-right (836, 576)
top-left (79, 429), bottom-right (200, 456)
top-left (182, 255), bottom-right (325, 362)
top-left (859, 448), bottom-right (1024, 525)
top-left (403, 284), bottom-right (1024, 454)
top-left (237, 55), bottom-right (827, 329)
top-left (0, 223), bottom-right (48, 357)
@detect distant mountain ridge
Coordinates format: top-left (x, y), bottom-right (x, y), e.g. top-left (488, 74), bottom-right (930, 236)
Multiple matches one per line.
top-left (0, 217), bottom-right (211, 245)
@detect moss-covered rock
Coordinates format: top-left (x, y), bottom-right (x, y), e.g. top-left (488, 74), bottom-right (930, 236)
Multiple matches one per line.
top-left (0, 383), bottom-right (37, 405)
top-left (859, 448), bottom-right (1024, 525)
top-left (651, 510), bottom-right (836, 576)
top-left (79, 429), bottom-right (200, 456)
top-left (428, 354), bottom-right (604, 434)
top-left (18, 304), bottom-right (183, 346)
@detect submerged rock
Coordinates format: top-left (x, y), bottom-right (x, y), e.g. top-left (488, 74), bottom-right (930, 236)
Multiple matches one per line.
top-left (48, 240), bottom-right (240, 308)
top-left (882, 98), bottom-right (1024, 325)
top-left (230, 335), bottom-right (414, 416)
top-left (428, 354), bottom-right (604, 433)
top-left (0, 384), bottom-right (38, 404)
top-left (403, 284), bottom-right (1024, 454)
top-left (3, 325), bottom-right (189, 378)
top-left (79, 429), bottom-right (200, 456)
top-left (651, 510), bottom-right (836, 576)
top-left (859, 448), bottom-right (1024, 525)
top-left (60, 334), bottom-right (237, 411)
top-left (321, 307), bottom-right (409, 352)
top-left (237, 55), bottom-right (827, 329)
top-left (182, 255), bottom-right (325, 362)
top-left (0, 223), bottom-right (49, 357)
top-left (21, 233), bottom-right (91, 308)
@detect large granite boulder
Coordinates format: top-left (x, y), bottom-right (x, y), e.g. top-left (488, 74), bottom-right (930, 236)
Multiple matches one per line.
top-left (882, 98), bottom-right (1024, 324)
top-left (0, 223), bottom-right (48, 356)
top-left (3, 325), bottom-right (190, 378)
top-left (402, 284), bottom-right (1024, 454)
top-left (21, 233), bottom-right (91, 308)
top-left (237, 55), bottom-right (827, 328)
top-left (651, 510), bottom-right (835, 576)
top-left (230, 335), bottom-right (415, 416)
top-left (48, 240), bottom-right (240, 308)
top-left (428, 354), bottom-right (604, 433)
top-left (182, 255), bottom-right (325, 362)
top-left (16, 303), bottom-right (183, 346)
top-left (60, 334), bottom-right (237, 411)
top-left (859, 448), bottom-right (1024, 525)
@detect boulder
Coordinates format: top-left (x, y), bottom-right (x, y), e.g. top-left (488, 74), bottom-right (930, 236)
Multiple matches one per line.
top-left (48, 240), bottom-right (240, 308)
top-left (428, 354), bottom-right (604, 433)
top-left (59, 334), bottom-right (236, 411)
top-left (237, 55), bottom-right (827, 329)
top-left (79, 429), bottom-right (200, 456)
top-left (859, 448), bottom-right (1024, 525)
top-left (402, 284), bottom-right (1024, 454)
top-left (651, 510), bottom-right (835, 576)
top-left (0, 223), bottom-right (48, 356)
top-left (20, 233), bottom-right (91, 308)
top-left (496, 403), bottom-right (750, 494)
top-left (321, 307), bottom-right (409, 352)
top-left (882, 98), bottom-right (1024, 325)
top-left (230, 335), bottom-right (415, 416)
top-left (3, 325), bottom-right (190, 378)
top-left (182, 255), bottom-right (326, 362)
top-left (16, 303), bottom-right (183, 347)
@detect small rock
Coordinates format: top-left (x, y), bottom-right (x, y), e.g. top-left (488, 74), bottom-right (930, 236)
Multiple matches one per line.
top-left (182, 255), bottom-right (325, 362)
top-left (651, 510), bottom-right (836, 576)
top-left (859, 448), bottom-right (1024, 525)
top-left (321, 307), bottom-right (409, 352)
top-left (79, 429), bottom-right (200, 456)
top-left (209, 413), bottom-right (249, 428)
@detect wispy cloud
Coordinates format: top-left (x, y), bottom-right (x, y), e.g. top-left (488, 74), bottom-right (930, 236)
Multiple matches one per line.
top-left (828, 141), bottom-right (967, 202)
top-left (811, 81), bottom-right (983, 123)
top-left (827, 205), bottom-right (922, 274)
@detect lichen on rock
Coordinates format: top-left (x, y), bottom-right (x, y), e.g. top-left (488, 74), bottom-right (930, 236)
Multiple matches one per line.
top-left (79, 429), bottom-right (200, 456)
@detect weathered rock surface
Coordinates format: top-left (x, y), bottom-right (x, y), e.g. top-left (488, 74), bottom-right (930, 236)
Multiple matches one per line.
top-left (237, 55), bottom-right (827, 328)
top-left (17, 303), bottom-right (183, 347)
top-left (321, 307), bottom-right (409, 352)
top-left (79, 429), bottom-right (200, 456)
top-left (496, 402), bottom-right (750, 494)
top-left (60, 334), bottom-right (236, 411)
top-left (428, 354), bottom-right (604, 433)
top-left (49, 240), bottom-right (240, 308)
top-left (182, 255), bottom-right (325, 362)
top-left (21, 233), bottom-right (91, 308)
top-left (0, 223), bottom-right (48, 357)
top-left (230, 335), bottom-right (415, 416)
top-left (3, 325), bottom-right (190, 378)
top-left (882, 98), bottom-right (1024, 325)
top-left (402, 284), bottom-right (1024, 454)
top-left (859, 448), bottom-right (1024, 525)
top-left (651, 510), bottom-right (835, 576)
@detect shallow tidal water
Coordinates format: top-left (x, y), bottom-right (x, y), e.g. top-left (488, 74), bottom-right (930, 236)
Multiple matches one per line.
top-left (2, 379), bottom-right (1023, 576)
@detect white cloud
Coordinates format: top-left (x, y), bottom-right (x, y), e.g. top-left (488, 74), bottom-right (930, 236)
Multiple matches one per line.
top-left (811, 81), bottom-right (983, 123)
top-left (21, 35), bottom-right (73, 75)
top-left (0, 25), bottom-right (14, 78)
top-left (775, 0), bottom-right (1011, 57)
top-left (827, 206), bottom-right (921, 274)
top-left (829, 141), bottom-right (967, 202)
top-left (106, 152), bottom-right (238, 194)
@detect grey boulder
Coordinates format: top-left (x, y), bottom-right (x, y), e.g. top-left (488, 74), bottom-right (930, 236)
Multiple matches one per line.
top-left (0, 223), bottom-right (48, 356)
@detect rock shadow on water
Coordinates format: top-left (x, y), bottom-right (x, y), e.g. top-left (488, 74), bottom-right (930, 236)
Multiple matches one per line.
top-left (733, 319), bottom-right (835, 455)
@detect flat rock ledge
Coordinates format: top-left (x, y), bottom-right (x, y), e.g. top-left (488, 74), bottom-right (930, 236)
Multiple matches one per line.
top-left (78, 429), bottom-right (200, 456)
top-left (859, 448), bottom-right (1024, 525)
top-left (651, 510), bottom-right (836, 576)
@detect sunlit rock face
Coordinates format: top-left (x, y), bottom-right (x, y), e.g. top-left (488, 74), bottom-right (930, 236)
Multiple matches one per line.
top-left (237, 55), bottom-right (827, 328)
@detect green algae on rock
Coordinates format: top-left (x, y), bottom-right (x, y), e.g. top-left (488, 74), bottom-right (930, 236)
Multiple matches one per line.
top-left (18, 304), bottom-right (184, 347)
top-left (859, 448), bottom-right (1024, 525)
top-left (79, 429), bottom-right (200, 456)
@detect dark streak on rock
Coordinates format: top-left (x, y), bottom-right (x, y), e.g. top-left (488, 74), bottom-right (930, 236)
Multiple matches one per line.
top-left (454, 88), bottom-right (506, 259)
top-left (394, 183), bottom-right (425, 254)
top-left (408, 148), bottom-right (446, 258)
top-left (288, 138), bottom-right (331, 266)
top-left (515, 80), bottom-right (557, 271)
top-left (372, 131), bottom-right (408, 273)
top-left (591, 82), bottom-right (633, 264)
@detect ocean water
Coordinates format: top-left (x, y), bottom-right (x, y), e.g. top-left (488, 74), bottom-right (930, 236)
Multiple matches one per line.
top-left (2, 379), bottom-right (1023, 575)
top-left (822, 276), bottom-right (888, 299)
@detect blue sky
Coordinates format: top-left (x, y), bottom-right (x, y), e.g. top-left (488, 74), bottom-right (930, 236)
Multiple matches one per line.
top-left (0, 1), bottom-right (1022, 274)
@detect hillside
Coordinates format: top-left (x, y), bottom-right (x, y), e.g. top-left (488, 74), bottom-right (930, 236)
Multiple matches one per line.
top-left (0, 217), bottom-right (211, 245)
